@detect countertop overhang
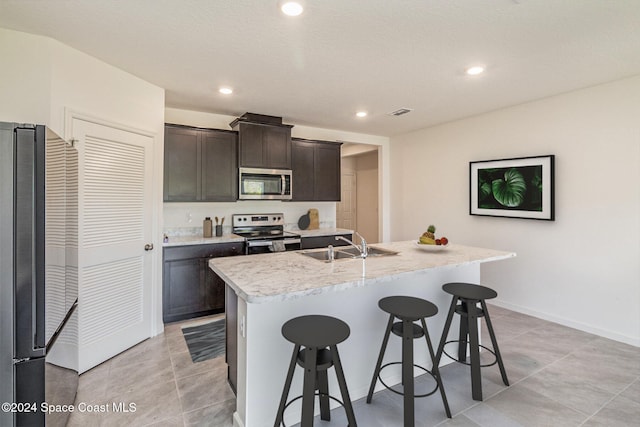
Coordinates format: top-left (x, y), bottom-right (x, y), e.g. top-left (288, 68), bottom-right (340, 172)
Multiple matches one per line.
top-left (209, 241), bottom-right (516, 304)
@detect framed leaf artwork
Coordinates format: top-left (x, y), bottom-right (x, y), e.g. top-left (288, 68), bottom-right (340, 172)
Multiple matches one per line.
top-left (470, 155), bottom-right (555, 220)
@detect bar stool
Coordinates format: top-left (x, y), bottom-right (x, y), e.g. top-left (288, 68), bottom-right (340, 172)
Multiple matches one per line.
top-left (435, 282), bottom-right (509, 401)
top-left (274, 315), bottom-right (357, 427)
top-left (366, 296), bottom-right (451, 427)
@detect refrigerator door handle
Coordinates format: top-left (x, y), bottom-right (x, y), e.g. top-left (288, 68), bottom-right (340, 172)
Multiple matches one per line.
top-left (14, 125), bottom-right (46, 359)
top-left (33, 125), bottom-right (46, 352)
top-left (46, 299), bottom-right (77, 353)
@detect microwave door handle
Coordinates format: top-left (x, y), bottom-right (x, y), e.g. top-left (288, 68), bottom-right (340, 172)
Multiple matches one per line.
top-left (281, 175), bottom-right (286, 195)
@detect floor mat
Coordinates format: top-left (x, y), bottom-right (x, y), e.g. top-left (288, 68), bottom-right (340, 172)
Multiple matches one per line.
top-left (182, 319), bottom-right (225, 363)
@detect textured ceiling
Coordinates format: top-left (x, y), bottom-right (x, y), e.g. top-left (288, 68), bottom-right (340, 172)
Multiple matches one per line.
top-left (1, 0), bottom-right (639, 136)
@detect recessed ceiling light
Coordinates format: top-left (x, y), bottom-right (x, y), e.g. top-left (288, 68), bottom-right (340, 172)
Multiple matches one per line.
top-left (466, 66), bottom-right (485, 76)
top-left (281, 2), bottom-right (303, 16)
top-left (356, 111), bottom-right (368, 118)
top-left (219, 87), bottom-right (233, 95)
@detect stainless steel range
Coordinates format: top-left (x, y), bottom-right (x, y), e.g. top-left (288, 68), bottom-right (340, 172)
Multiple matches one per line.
top-left (232, 213), bottom-right (301, 255)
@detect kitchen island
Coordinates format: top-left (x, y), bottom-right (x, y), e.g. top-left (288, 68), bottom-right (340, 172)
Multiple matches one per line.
top-left (209, 241), bottom-right (515, 427)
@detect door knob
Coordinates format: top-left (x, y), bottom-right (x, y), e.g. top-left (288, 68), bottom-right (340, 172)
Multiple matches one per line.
top-left (144, 243), bottom-right (154, 251)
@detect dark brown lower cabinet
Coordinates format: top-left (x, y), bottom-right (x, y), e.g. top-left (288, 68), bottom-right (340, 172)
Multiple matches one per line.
top-left (301, 233), bottom-right (353, 250)
top-left (163, 242), bottom-right (243, 323)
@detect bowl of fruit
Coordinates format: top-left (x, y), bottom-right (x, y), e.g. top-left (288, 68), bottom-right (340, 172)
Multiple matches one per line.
top-left (415, 225), bottom-right (449, 251)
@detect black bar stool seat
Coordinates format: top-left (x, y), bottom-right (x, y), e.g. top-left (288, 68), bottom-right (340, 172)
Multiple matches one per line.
top-left (443, 282), bottom-right (497, 301)
top-left (436, 282), bottom-right (509, 401)
top-left (274, 315), bottom-right (357, 427)
top-left (367, 296), bottom-right (451, 427)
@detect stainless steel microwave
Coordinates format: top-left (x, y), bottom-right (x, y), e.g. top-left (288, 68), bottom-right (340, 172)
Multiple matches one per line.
top-left (238, 167), bottom-right (292, 200)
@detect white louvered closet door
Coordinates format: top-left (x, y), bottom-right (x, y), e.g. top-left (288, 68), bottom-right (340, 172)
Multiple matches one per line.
top-left (72, 118), bottom-right (154, 373)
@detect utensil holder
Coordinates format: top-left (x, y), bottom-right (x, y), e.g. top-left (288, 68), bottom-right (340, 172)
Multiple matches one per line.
top-left (215, 225), bottom-right (223, 237)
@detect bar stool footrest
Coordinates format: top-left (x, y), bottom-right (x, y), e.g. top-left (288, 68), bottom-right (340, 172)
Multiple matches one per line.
top-left (375, 362), bottom-right (439, 398)
top-left (278, 392), bottom-right (348, 427)
top-left (441, 340), bottom-right (499, 368)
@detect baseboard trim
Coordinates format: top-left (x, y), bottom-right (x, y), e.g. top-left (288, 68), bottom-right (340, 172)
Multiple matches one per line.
top-left (492, 299), bottom-right (639, 347)
top-left (233, 411), bottom-right (244, 427)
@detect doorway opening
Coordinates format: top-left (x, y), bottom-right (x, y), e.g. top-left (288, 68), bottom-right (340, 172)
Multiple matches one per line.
top-left (337, 144), bottom-right (379, 243)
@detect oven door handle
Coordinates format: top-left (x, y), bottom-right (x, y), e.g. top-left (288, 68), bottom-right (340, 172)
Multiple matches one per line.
top-left (246, 238), bottom-right (301, 247)
top-left (247, 240), bottom-right (273, 247)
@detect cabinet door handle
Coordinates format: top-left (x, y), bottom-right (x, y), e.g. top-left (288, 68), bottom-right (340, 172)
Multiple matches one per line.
top-left (144, 243), bottom-right (154, 251)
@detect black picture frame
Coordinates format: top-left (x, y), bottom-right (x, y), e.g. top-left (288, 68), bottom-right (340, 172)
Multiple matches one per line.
top-left (470, 155), bottom-right (555, 220)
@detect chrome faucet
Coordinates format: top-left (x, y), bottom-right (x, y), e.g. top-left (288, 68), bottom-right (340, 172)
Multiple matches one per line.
top-left (335, 232), bottom-right (368, 259)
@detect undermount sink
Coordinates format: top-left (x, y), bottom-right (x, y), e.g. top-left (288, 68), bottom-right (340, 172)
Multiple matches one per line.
top-left (337, 246), bottom-right (399, 257)
top-left (299, 246), bottom-right (399, 262)
top-left (299, 250), bottom-right (355, 261)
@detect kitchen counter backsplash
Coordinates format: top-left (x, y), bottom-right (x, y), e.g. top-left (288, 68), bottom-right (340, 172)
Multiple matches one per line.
top-left (288, 220), bottom-right (335, 232)
top-left (163, 234), bottom-right (245, 247)
top-left (163, 226), bottom-right (238, 247)
top-left (164, 226), bottom-right (233, 238)
top-left (164, 220), bottom-right (338, 238)
top-left (163, 224), bottom-right (352, 247)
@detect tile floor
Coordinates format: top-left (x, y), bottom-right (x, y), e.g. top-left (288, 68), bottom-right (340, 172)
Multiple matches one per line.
top-left (68, 307), bottom-right (639, 427)
top-left (67, 314), bottom-right (235, 427)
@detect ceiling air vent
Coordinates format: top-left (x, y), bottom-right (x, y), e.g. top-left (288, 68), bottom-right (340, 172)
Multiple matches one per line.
top-left (388, 108), bottom-right (413, 117)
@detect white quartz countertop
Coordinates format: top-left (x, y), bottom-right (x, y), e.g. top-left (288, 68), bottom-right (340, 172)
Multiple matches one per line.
top-left (209, 241), bottom-right (515, 303)
top-left (162, 234), bottom-right (245, 247)
top-left (162, 228), bottom-right (353, 247)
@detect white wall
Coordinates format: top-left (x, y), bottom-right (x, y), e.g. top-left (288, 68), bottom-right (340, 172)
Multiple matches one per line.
top-left (49, 41), bottom-right (165, 138)
top-left (0, 29), bottom-right (51, 124)
top-left (163, 108), bottom-right (391, 236)
top-left (390, 75), bottom-right (640, 346)
top-left (0, 28), bottom-right (166, 336)
top-left (1, 28), bottom-right (164, 136)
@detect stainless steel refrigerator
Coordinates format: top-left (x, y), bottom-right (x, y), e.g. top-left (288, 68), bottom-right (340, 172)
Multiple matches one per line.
top-left (1, 122), bottom-right (79, 427)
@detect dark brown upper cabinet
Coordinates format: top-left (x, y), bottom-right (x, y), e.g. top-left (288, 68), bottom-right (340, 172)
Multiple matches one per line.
top-left (231, 114), bottom-right (293, 170)
top-left (164, 125), bottom-right (237, 202)
top-left (292, 138), bottom-right (342, 201)
top-left (201, 130), bottom-right (237, 201)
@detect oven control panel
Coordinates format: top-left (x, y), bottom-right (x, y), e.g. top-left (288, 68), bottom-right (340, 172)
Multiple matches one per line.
top-left (232, 213), bottom-right (284, 227)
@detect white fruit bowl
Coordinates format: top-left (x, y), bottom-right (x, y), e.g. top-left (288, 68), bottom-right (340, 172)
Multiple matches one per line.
top-left (415, 241), bottom-right (449, 251)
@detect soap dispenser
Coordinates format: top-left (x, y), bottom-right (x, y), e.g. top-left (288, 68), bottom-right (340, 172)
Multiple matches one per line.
top-left (203, 217), bottom-right (213, 237)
